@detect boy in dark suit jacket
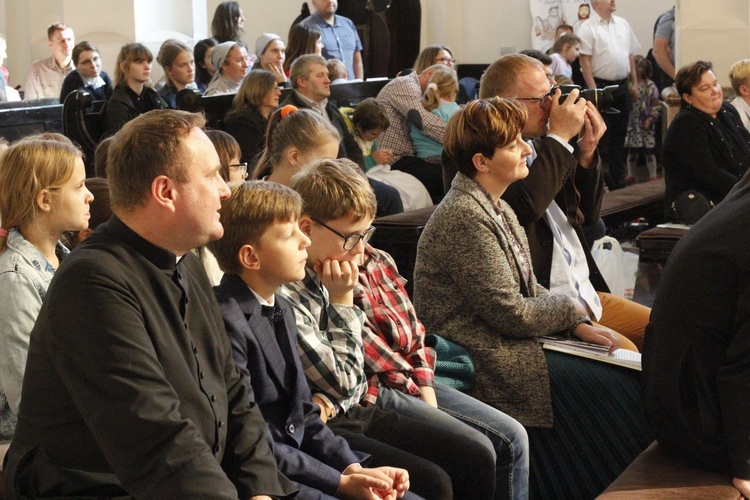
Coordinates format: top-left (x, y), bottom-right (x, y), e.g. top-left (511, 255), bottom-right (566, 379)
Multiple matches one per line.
top-left (210, 180), bottom-right (413, 499)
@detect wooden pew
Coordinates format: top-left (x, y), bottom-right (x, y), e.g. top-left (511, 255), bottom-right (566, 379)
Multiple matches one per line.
top-left (62, 90), bottom-right (107, 177)
top-left (600, 178), bottom-right (666, 228)
top-left (177, 79), bottom-right (391, 129)
top-left (598, 441), bottom-right (740, 499)
top-left (0, 98), bottom-right (63, 142)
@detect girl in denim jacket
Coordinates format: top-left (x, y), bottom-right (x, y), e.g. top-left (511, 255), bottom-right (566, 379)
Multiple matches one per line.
top-left (0, 135), bottom-right (93, 464)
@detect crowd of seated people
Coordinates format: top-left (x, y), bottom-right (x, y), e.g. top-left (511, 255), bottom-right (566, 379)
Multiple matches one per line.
top-left (6, 3), bottom-right (750, 498)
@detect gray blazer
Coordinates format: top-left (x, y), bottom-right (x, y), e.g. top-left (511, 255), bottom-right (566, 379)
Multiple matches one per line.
top-left (414, 173), bottom-right (582, 428)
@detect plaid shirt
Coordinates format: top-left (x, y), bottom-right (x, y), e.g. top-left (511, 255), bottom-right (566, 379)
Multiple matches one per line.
top-left (278, 267), bottom-right (368, 413)
top-left (354, 246), bottom-right (436, 406)
top-left (24, 56), bottom-right (74, 100)
top-left (377, 72), bottom-right (448, 161)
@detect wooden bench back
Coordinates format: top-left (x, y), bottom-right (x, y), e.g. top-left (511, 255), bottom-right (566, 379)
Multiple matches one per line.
top-left (178, 79), bottom-right (391, 129)
top-left (0, 98), bottom-right (63, 142)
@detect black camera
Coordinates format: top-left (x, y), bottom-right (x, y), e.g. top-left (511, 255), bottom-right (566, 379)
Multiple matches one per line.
top-left (555, 84), bottom-right (620, 114)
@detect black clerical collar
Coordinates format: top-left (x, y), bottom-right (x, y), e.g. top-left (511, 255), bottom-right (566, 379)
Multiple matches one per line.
top-left (103, 215), bottom-right (178, 270)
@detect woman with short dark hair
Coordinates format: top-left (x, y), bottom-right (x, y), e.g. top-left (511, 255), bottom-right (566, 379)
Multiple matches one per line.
top-left (60, 41), bottom-right (113, 102)
top-left (662, 60), bottom-right (750, 221)
top-left (415, 97), bottom-right (653, 499)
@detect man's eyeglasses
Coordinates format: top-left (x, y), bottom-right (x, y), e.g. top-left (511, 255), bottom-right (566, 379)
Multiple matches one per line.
top-left (515, 89), bottom-right (553, 109)
top-left (434, 57), bottom-right (456, 65)
top-left (229, 162), bottom-right (248, 178)
top-left (312, 218), bottom-right (376, 251)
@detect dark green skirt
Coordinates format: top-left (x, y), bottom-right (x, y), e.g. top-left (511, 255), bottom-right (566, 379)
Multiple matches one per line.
top-left (527, 350), bottom-right (654, 499)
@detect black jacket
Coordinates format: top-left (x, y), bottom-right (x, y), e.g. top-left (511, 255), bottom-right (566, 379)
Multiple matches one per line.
top-left (103, 85), bottom-right (167, 136)
top-left (3, 216), bottom-right (297, 499)
top-left (60, 70), bottom-right (113, 103)
top-left (225, 105), bottom-right (270, 167)
top-left (643, 178), bottom-right (750, 478)
top-left (663, 102), bottom-right (750, 218)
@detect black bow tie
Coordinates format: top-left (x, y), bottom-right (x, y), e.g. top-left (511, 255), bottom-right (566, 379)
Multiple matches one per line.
top-left (261, 305), bottom-right (286, 324)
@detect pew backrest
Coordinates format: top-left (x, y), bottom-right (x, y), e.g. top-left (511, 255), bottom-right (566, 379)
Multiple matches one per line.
top-left (178, 78), bottom-right (391, 129)
top-left (0, 98), bottom-right (63, 142)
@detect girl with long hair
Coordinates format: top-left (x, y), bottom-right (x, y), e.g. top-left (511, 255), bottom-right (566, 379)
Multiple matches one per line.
top-left (0, 137), bottom-right (93, 459)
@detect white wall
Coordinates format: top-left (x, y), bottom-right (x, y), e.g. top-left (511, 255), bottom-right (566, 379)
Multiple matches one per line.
top-left (0, 0), bottom-right (736, 91)
top-left (421, 0), bottom-right (675, 65)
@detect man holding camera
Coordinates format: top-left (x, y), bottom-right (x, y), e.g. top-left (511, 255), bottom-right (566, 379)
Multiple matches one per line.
top-left (445, 53), bottom-right (649, 351)
top-left (578, 0), bottom-right (641, 190)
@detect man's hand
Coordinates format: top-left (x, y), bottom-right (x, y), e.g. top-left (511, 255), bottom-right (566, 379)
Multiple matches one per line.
top-left (572, 323), bottom-right (621, 353)
top-left (315, 259), bottom-right (358, 306)
top-left (338, 464), bottom-right (410, 499)
top-left (577, 101), bottom-right (607, 168)
top-left (548, 87), bottom-right (588, 143)
top-left (371, 149), bottom-right (394, 165)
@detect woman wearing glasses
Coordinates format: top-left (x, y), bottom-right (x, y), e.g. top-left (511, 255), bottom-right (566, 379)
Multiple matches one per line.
top-left (225, 69), bottom-right (281, 166)
top-left (204, 129), bottom-right (247, 182)
top-left (413, 45), bottom-right (455, 74)
top-left (414, 97), bottom-right (652, 499)
top-left (200, 129), bottom-right (247, 285)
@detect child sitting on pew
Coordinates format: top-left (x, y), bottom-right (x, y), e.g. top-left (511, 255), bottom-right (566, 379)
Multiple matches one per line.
top-left (409, 66), bottom-right (460, 166)
top-left (344, 98), bottom-right (432, 210)
top-left (209, 180), bottom-right (411, 499)
top-left (281, 158), bottom-right (498, 499)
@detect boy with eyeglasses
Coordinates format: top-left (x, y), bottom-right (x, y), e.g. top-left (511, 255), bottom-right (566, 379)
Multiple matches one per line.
top-left (280, 158), bottom-right (497, 499)
top-left (210, 180), bottom-right (416, 499)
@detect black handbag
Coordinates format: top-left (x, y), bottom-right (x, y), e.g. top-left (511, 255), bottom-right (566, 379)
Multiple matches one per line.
top-left (672, 189), bottom-right (714, 225)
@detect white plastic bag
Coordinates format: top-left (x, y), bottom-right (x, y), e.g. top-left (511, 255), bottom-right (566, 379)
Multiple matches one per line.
top-left (591, 236), bottom-right (639, 300)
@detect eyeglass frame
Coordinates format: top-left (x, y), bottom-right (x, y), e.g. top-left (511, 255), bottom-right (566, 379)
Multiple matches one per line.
top-left (434, 57), bottom-right (456, 65)
top-left (311, 218), bottom-right (376, 251)
top-left (228, 162), bottom-right (248, 177)
top-left (515, 88), bottom-right (554, 110)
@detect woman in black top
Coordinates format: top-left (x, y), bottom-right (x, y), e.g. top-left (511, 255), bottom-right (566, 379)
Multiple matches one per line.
top-left (662, 60), bottom-right (750, 220)
top-left (224, 69), bottom-right (280, 166)
top-left (103, 43), bottom-right (166, 136)
top-left (60, 41), bottom-right (113, 103)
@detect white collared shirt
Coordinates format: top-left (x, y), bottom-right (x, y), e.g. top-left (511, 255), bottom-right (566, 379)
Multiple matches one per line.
top-left (526, 139), bottom-right (602, 320)
top-left (546, 201), bottom-right (603, 320)
top-left (578, 10), bottom-right (640, 81)
top-left (731, 96), bottom-right (750, 133)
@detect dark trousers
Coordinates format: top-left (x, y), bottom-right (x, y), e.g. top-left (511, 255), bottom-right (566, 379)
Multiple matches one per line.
top-left (392, 156), bottom-right (445, 204)
top-left (329, 405), bottom-right (496, 500)
top-left (369, 178), bottom-right (404, 217)
top-left (596, 78), bottom-right (631, 189)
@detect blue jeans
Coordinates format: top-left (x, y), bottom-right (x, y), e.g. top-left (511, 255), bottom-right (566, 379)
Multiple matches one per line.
top-left (377, 384), bottom-right (529, 500)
